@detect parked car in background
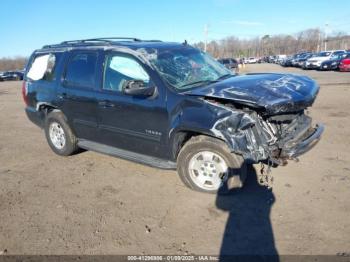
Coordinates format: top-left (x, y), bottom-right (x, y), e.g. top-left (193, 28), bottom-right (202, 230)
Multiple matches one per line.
top-left (290, 53), bottom-right (302, 67)
top-left (339, 53), bottom-right (350, 72)
top-left (304, 50), bottom-right (346, 70)
top-left (261, 56), bottom-right (269, 63)
top-left (319, 53), bottom-right (348, 71)
top-left (268, 56), bottom-right (277, 63)
top-left (247, 57), bottom-right (257, 64)
top-left (291, 52), bottom-right (310, 67)
top-left (281, 55), bottom-right (295, 67)
top-left (276, 55), bottom-right (287, 64)
top-left (298, 53), bottom-right (317, 69)
top-left (0, 70), bottom-right (24, 81)
top-left (217, 58), bottom-right (238, 71)
top-left (294, 53), bottom-right (314, 67)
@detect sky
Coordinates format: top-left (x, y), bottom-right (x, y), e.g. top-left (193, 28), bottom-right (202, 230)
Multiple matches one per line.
top-left (0, 0), bottom-right (349, 57)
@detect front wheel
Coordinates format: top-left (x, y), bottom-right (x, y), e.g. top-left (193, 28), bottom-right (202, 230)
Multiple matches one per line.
top-left (177, 135), bottom-right (247, 194)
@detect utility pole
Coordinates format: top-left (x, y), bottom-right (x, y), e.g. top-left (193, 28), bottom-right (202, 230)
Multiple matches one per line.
top-left (324, 23), bottom-right (329, 51)
top-left (204, 24), bottom-right (208, 52)
top-left (317, 29), bottom-right (321, 52)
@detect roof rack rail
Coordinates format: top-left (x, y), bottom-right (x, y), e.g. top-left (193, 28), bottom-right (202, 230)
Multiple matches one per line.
top-left (142, 39), bottom-right (162, 42)
top-left (42, 37), bottom-right (161, 49)
top-left (60, 37), bottom-right (142, 45)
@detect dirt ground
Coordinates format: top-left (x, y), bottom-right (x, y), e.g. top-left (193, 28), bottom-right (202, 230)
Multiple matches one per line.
top-left (0, 63), bottom-right (349, 256)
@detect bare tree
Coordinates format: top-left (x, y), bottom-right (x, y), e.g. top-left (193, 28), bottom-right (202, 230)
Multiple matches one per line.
top-left (0, 57), bottom-right (27, 71)
top-left (193, 28), bottom-right (350, 58)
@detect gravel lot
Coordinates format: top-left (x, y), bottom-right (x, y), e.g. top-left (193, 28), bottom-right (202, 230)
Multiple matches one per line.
top-left (0, 63), bottom-right (349, 256)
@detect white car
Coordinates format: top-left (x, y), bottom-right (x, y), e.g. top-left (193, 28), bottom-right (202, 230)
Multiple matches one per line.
top-left (247, 57), bottom-right (257, 64)
top-left (305, 50), bottom-right (346, 69)
top-left (276, 55), bottom-right (287, 64)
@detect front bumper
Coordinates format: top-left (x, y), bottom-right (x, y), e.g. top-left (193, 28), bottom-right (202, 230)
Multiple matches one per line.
top-left (280, 124), bottom-right (324, 158)
top-left (305, 62), bottom-right (321, 69)
top-left (321, 64), bottom-right (331, 70)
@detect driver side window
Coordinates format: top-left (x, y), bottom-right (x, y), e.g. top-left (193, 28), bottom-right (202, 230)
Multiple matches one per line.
top-left (103, 54), bottom-right (150, 92)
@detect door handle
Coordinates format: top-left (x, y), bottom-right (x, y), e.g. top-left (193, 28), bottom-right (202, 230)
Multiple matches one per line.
top-left (98, 100), bottom-right (115, 108)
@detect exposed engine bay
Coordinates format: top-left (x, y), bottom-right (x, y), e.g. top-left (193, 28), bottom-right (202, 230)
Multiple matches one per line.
top-left (205, 97), bottom-right (324, 165)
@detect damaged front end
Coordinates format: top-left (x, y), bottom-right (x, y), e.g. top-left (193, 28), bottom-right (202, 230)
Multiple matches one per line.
top-left (184, 73), bottom-right (324, 166)
top-left (206, 98), bottom-right (324, 166)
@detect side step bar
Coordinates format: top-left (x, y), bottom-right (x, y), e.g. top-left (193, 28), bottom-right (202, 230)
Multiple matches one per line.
top-left (78, 139), bottom-right (177, 170)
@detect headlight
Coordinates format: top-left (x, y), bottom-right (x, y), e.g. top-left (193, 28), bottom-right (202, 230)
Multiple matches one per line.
top-left (331, 62), bottom-right (337, 65)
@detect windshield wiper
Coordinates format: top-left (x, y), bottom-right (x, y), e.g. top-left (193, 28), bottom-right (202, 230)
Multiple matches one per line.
top-left (180, 79), bottom-right (216, 88)
top-left (215, 73), bottom-right (234, 81)
top-left (180, 74), bottom-right (234, 89)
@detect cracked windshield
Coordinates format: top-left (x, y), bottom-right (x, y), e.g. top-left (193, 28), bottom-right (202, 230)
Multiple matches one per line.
top-left (149, 47), bottom-right (233, 90)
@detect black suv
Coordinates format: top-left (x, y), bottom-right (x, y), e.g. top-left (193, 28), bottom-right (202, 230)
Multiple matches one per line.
top-left (217, 58), bottom-right (238, 70)
top-left (23, 37), bottom-right (324, 193)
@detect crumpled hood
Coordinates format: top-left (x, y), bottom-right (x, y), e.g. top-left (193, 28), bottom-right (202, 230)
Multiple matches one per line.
top-left (185, 73), bottom-right (319, 115)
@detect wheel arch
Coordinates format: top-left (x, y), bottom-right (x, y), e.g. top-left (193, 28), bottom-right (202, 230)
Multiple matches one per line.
top-left (37, 102), bottom-right (68, 120)
top-left (36, 103), bottom-right (75, 134)
top-left (170, 128), bottom-right (227, 161)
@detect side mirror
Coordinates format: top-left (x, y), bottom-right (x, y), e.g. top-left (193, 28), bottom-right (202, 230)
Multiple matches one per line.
top-left (122, 80), bottom-right (155, 97)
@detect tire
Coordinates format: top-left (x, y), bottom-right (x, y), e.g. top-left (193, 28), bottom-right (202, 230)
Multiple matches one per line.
top-left (44, 111), bottom-right (78, 156)
top-left (177, 135), bottom-right (247, 194)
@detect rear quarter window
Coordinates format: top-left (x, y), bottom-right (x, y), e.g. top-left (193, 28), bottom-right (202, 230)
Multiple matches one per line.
top-left (26, 53), bottom-right (60, 81)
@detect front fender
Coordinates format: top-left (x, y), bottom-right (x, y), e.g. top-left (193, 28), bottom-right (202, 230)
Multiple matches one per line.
top-left (167, 96), bottom-right (262, 161)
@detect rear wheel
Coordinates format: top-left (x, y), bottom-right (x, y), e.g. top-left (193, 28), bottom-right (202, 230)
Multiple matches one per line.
top-left (177, 135), bottom-right (247, 194)
top-left (44, 111), bottom-right (78, 156)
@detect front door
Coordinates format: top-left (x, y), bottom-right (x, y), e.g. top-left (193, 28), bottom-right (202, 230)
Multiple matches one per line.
top-left (95, 52), bottom-right (168, 158)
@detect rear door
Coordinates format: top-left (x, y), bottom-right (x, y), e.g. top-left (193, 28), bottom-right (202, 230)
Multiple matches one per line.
top-left (56, 50), bottom-right (101, 141)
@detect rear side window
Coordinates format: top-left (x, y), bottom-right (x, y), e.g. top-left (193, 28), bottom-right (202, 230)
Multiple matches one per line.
top-left (27, 53), bottom-right (59, 81)
top-left (65, 52), bottom-right (97, 88)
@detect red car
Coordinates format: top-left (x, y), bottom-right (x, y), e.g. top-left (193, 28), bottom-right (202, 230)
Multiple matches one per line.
top-left (339, 53), bottom-right (350, 72)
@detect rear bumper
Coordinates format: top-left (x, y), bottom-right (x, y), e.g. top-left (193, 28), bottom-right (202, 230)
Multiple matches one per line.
top-left (280, 124), bottom-right (324, 158)
top-left (25, 107), bottom-right (44, 128)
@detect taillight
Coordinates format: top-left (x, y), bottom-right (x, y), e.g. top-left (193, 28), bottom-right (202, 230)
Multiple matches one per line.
top-left (343, 59), bottom-right (350, 65)
top-left (22, 81), bottom-right (29, 106)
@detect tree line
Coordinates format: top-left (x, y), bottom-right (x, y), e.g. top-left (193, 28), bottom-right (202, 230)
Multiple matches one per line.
top-left (0, 57), bottom-right (27, 72)
top-left (1, 28), bottom-right (349, 71)
top-left (193, 28), bottom-right (350, 58)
